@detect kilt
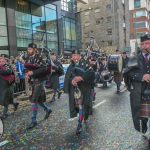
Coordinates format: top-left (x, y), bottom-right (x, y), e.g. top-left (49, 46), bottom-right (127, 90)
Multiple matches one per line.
top-left (114, 72), bottom-right (122, 84)
top-left (30, 79), bottom-right (46, 103)
top-left (140, 99), bottom-right (150, 118)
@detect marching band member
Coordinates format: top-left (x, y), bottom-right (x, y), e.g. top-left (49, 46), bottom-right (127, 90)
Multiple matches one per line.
top-left (114, 49), bottom-right (123, 93)
top-left (0, 57), bottom-right (19, 119)
top-left (24, 43), bottom-right (52, 129)
top-left (64, 50), bottom-right (95, 135)
top-left (124, 34), bottom-right (150, 143)
top-left (49, 53), bottom-right (64, 101)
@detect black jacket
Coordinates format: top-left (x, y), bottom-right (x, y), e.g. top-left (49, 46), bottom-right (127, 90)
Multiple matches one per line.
top-left (124, 53), bottom-right (149, 133)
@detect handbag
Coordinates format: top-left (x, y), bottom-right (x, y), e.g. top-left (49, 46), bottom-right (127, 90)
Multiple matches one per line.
top-left (142, 83), bottom-right (150, 101)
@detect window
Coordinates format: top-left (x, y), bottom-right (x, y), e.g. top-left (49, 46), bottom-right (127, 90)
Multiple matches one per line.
top-left (134, 0), bottom-right (141, 8)
top-left (16, 0), bottom-right (30, 13)
top-left (63, 18), bottom-right (76, 50)
top-left (107, 16), bottom-right (112, 22)
top-left (107, 29), bottom-right (112, 35)
top-left (108, 41), bottom-right (112, 46)
top-left (106, 4), bottom-right (111, 10)
top-left (96, 17), bottom-right (104, 24)
top-left (136, 32), bottom-right (147, 38)
top-left (0, 0), bottom-right (8, 48)
top-left (134, 10), bottom-right (147, 18)
top-left (15, 2), bottom-right (58, 51)
top-left (96, 19), bottom-right (100, 25)
top-left (134, 22), bottom-right (146, 28)
top-left (61, 0), bottom-right (75, 12)
top-left (95, 8), bottom-right (100, 13)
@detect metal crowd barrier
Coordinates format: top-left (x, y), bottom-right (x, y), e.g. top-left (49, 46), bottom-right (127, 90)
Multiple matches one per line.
top-left (13, 79), bottom-right (26, 95)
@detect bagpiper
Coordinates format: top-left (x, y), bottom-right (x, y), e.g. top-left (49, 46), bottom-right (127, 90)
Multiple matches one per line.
top-left (64, 50), bottom-right (95, 135)
top-left (24, 43), bottom-right (52, 129)
top-left (124, 34), bottom-right (150, 146)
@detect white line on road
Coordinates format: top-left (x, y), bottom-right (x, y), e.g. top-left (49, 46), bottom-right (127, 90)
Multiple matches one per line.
top-left (93, 100), bottom-right (106, 109)
top-left (68, 100), bottom-right (106, 121)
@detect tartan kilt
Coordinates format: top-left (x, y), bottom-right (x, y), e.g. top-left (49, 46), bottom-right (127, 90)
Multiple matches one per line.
top-left (140, 99), bottom-right (150, 118)
top-left (114, 72), bottom-right (123, 84)
top-left (30, 79), bottom-right (46, 103)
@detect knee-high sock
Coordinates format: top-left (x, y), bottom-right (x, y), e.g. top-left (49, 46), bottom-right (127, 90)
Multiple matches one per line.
top-left (31, 103), bottom-right (38, 123)
top-left (79, 105), bottom-right (84, 122)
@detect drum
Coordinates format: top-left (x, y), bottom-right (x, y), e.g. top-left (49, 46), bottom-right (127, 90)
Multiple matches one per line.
top-left (108, 55), bottom-right (123, 72)
top-left (101, 70), bottom-right (112, 82)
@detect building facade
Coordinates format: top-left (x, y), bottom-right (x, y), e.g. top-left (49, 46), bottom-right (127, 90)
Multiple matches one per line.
top-left (0, 0), bottom-right (86, 57)
top-left (129, 0), bottom-right (150, 54)
top-left (77, 0), bottom-right (130, 54)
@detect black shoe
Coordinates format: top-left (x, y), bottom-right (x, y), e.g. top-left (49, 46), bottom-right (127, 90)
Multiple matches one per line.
top-left (76, 123), bottom-right (82, 135)
top-left (27, 122), bottom-right (37, 130)
top-left (44, 109), bottom-right (52, 120)
top-left (51, 96), bottom-right (56, 102)
top-left (117, 90), bottom-right (120, 94)
top-left (57, 91), bottom-right (62, 99)
top-left (14, 102), bottom-right (19, 111)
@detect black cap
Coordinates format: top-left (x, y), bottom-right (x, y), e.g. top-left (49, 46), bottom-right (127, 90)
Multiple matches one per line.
top-left (116, 49), bottom-right (119, 52)
top-left (28, 43), bottom-right (37, 49)
top-left (140, 34), bottom-right (150, 42)
top-left (72, 50), bottom-right (80, 54)
top-left (123, 52), bottom-right (127, 54)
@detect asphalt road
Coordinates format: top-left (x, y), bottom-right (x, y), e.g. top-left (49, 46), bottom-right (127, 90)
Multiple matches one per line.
top-left (0, 82), bottom-right (149, 149)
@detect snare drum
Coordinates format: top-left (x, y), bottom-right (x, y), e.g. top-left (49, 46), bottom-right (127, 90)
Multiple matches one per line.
top-left (108, 55), bottom-right (123, 72)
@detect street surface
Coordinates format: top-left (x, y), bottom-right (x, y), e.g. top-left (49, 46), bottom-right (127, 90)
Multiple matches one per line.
top-left (0, 82), bottom-right (148, 149)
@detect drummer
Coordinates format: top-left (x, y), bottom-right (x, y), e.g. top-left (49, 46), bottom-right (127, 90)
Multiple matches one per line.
top-left (113, 49), bottom-right (123, 93)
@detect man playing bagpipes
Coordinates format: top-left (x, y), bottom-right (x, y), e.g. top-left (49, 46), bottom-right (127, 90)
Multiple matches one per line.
top-left (123, 34), bottom-right (150, 145)
top-left (0, 57), bottom-right (19, 119)
top-left (64, 50), bottom-right (95, 135)
top-left (24, 43), bottom-right (52, 129)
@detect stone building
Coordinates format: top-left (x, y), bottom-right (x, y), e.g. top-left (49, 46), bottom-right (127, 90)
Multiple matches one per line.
top-left (77, 0), bottom-right (130, 54)
top-left (129, 0), bottom-right (150, 54)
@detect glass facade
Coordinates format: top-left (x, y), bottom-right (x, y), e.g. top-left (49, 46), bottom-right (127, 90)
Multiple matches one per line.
top-left (15, 0), bottom-right (58, 52)
top-left (0, 0), bottom-right (8, 55)
top-left (61, 0), bottom-right (75, 12)
top-left (63, 17), bottom-right (76, 50)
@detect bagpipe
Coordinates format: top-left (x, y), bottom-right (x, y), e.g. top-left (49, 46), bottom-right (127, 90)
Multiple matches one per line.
top-left (71, 66), bottom-right (95, 85)
top-left (24, 48), bottom-right (53, 76)
top-left (0, 64), bottom-right (15, 85)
